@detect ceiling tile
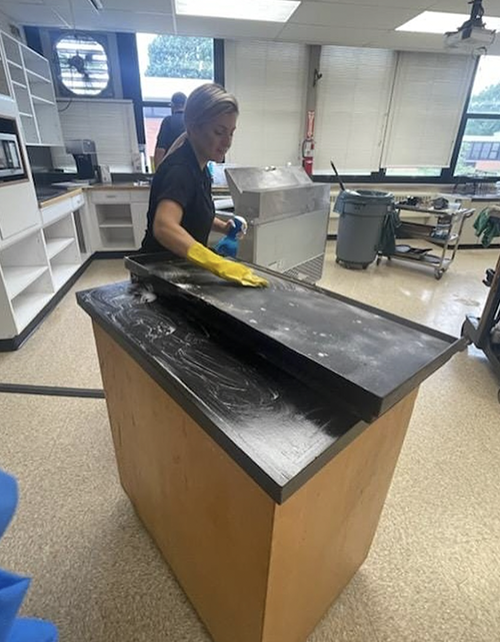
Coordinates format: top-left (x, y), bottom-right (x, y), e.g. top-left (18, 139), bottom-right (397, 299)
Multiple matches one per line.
top-left (93, 0), bottom-right (173, 12)
top-left (176, 16), bottom-right (283, 39)
top-left (0, 2), bottom-right (68, 25)
top-left (290, 2), bottom-right (420, 30)
top-left (68, 9), bottom-right (175, 32)
top-left (304, 0), bottom-right (431, 7)
top-left (428, 0), bottom-right (500, 14)
top-left (277, 23), bottom-right (382, 46)
top-left (39, 0), bottom-right (70, 6)
top-left (366, 31), bottom-right (453, 51)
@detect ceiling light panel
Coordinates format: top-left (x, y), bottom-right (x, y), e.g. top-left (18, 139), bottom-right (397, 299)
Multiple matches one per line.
top-left (175, 0), bottom-right (300, 23)
top-left (396, 11), bottom-right (500, 34)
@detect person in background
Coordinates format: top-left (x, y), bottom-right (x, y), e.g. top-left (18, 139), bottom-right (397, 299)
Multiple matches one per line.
top-left (140, 83), bottom-right (267, 287)
top-left (153, 91), bottom-right (187, 170)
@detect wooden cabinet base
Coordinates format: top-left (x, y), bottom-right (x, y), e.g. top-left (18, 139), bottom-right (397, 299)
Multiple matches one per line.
top-left (94, 322), bottom-right (418, 642)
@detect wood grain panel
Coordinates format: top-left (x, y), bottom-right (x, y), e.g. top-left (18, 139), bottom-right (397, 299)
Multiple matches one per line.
top-left (93, 322), bottom-right (275, 642)
top-left (93, 321), bottom-right (419, 642)
top-left (261, 389), bottom-right (418, 642)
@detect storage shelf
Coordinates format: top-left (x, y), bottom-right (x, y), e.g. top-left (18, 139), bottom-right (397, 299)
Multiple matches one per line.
top-left (430, 233), bottom-right (459, 246)
top-left (7, 60), bottom-right (23, 70)
top-left (12, 292), bottom-right (52, 332)
top-left (45, 237), bottom-right (75, 259)
top-left (4, 266), bottom-right (48, 299)
top-left (19, 112), bottom-right (33, 118)
top-left (26, 69), bottom-right (51, 83)
top-left (99, 221), bottom-right (133, 228)
top-left (100, 241), bottom-right (136, 250)
top-left (51, 264), bottom-right (80, 289)
top-left (11, 80), bottom-right (26, 88)
top-left (31, 95), bottom-right (55, 105)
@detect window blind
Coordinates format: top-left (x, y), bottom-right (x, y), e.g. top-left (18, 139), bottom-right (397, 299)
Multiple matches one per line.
top-left (315, 46), bottom-right (396, 174)
top-left (381, 52), bottom-right (475, 168)
top-left (224, 40), bottom-right (307, 167)
top-left (51, 99), bottom-right (139, 172)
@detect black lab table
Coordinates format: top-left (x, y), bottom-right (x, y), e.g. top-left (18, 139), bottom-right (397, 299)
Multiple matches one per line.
top-left (77, 264), bottom-right (462, 642)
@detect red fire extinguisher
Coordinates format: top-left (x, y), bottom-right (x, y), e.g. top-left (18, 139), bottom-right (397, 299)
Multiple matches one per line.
top-left (302, 110), bottom-right (315, 176)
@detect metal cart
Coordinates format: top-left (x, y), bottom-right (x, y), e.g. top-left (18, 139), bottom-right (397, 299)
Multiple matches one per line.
top-left (462, 250), bottom-right (500, 403)
top-left (376, 204), bottom-right (475, 279)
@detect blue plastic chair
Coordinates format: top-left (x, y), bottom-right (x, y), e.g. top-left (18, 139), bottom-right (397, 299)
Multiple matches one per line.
top-left (0, 470), bottom-right (18, 539)
top-left (0, 470), bottom-right (58, 642)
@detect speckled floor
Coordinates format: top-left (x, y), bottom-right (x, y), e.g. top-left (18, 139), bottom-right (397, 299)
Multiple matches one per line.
top-left (0, 259), bottom-right (128, 389)
top-left (1, 246), bottom-right (499, 642)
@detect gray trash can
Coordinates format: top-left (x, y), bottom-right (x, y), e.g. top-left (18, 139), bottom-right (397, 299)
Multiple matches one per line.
top-left (334, 189), bottom-right (394, 269)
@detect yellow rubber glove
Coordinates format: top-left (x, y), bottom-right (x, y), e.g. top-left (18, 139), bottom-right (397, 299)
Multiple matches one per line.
top-left (187, 242), bottom-right (269, 287)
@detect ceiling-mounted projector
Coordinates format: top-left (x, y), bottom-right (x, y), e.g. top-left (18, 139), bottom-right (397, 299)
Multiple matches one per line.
top-left (444, 0), bottom-right (496, 51)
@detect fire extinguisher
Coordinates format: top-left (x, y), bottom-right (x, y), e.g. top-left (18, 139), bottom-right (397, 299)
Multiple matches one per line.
top-left (302, 110), bottom-right (315, 176)
top-left (302, 137), bottom-right (314, 176)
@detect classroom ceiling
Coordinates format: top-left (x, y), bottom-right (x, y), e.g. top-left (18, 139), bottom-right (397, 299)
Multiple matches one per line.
top-left (1, 0), bottom-right (500, 55)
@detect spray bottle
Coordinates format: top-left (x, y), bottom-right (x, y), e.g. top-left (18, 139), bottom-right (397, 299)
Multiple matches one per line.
top-left (214, 216), bottom-right (247, 258)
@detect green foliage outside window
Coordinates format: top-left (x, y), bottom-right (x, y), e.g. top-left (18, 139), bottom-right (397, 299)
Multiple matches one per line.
top-left (468, 82), bottom-right (500, 135)
top-left (145, 35), bottom-right (214, 79)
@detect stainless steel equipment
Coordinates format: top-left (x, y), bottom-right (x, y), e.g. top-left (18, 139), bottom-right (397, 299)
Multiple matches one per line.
top-left (225, 166), bottom-right (330, 283)
top-left (65, 139), bottom-right (99, 182)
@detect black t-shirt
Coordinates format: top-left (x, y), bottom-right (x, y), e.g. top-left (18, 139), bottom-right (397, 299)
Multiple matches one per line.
top-left (156, 111), bottom-right (185, 153)
top-left (140, 139), bottom-right (215, 256)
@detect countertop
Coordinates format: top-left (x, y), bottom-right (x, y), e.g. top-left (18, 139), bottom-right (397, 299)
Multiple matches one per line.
top-left (126, 256), bottom-right (463, 420)
top-left (37, 187), bottom-right (83, 207)
top-left (77, 268), bottom-right (462, 502)
top-left (89, 182), bottom-right (152, 191)
top-left (439, 192), bottom-right (500, 203)
top-left (77, 281), bottom-right (363, 504)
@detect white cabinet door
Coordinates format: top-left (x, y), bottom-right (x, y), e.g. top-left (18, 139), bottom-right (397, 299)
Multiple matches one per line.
top-left (0, 181), bottom-right (40, 240)
top-left (131, 202), bottom-right (148, 248)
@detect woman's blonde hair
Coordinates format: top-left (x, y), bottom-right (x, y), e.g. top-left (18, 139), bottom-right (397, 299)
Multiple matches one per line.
top-left (162, 84), bottom-right (238, 163)
top-left (184, 83), bottom-right (239, 129)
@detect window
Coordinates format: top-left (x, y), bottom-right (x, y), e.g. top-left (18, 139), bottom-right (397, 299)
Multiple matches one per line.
top-left (381, 52), bottom-right (475, 171)
top-left (455, 118), bottom-right (500, 177)
top-left (468, 56), bottom-right (500, 115)
top-left (385, 168), bottom-right (442, 177)
top-left (313, 48), bottom-right (474, 180)
top-left (136, 33), bottom-right (214, 161)
top-left (315, 47), bottom-right (396, 174)
top-left (143, 105), bottom-right (171, 167)
top-left (54, 33), bottom-right (111, 97)
top-left (454, 55), bottom-right (500, 178)
top-left (224, 40), bottom-right (307, 167)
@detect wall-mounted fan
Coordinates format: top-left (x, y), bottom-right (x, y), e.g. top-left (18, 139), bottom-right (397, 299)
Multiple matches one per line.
top-left (54, 32), bottom-right (112, 97)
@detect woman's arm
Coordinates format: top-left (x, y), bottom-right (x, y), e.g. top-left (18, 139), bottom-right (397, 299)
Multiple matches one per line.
top-left (212, 217), bottom-right (234, 234)
top-left (152, 199), bottom-right (196, 258)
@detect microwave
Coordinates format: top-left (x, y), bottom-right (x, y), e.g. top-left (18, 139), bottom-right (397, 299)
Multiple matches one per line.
top-left (0, 133), bottom-right (24, 180)
top-left (0, 122), bottom-right (27, 183)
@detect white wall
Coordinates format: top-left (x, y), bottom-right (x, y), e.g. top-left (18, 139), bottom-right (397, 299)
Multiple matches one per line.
top-left (51, 99), bottom-right (139, 173)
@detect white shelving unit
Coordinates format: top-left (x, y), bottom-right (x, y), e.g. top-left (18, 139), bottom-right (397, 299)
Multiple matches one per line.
top-left (43, 212), bottom-right (81, 289)
top-left (89, 190), bottom-right (145, 250)
top-left (0, 229), bottom-right (54, 334)
top-left (0, 183), bottom-right (86, 342)
top-left (3, 265), bottom-right (48, 299)
top-left (0, 30), bottom-right (62, 147)
top-left (45, 237), bottom-right (75, 259)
